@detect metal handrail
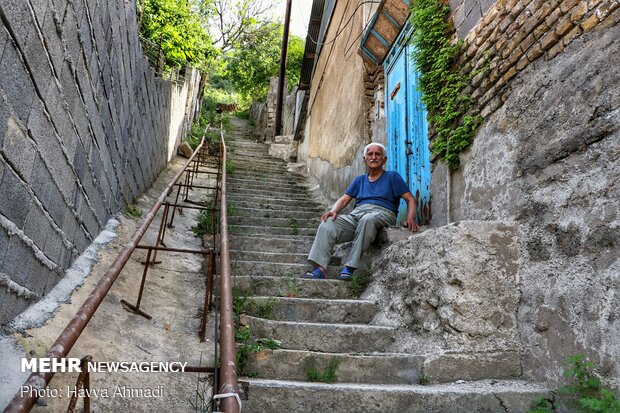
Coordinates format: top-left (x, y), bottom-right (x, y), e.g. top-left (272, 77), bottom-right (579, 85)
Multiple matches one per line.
top-left (3, 138), bottom-right (207, 413)
top-left (215, 130), bottom-right (240, 412)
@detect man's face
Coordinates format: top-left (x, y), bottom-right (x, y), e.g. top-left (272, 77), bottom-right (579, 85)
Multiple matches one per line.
top-left (364, 145), bottom-right (387, 170)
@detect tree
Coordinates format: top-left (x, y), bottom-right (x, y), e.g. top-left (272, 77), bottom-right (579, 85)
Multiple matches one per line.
top-left (207, 0), bottom-right (278, 52)
top-left (225, 26), bottom-right (304, 102)
top-left (140, 0), bottom-right (216, 72)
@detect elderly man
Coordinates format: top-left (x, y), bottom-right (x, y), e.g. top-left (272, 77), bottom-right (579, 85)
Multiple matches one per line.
top-left (303, 143), bottom-right (418, 280)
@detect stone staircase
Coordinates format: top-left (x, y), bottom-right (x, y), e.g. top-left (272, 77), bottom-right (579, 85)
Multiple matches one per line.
top-left (224, 118), bottom-right (550, 413)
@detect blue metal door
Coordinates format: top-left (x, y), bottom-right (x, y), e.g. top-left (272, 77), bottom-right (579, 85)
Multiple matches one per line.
top-left (385, 32), bottom-right (431, 225)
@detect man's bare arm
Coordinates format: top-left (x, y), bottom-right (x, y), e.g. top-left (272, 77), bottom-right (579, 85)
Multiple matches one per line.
top-left (320, 194), bottom-right (353, 222)
top-left (402, 192), bottom-right (418, 232)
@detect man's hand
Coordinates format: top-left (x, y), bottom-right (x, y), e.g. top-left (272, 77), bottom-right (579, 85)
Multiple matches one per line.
top-left (320, 211), bottom-right (338, 222)
top-left (404, 218), bottom-right (418, 232)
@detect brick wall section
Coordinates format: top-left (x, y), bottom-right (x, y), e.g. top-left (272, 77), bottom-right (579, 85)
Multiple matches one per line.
top-left (363, 64), bottom-right (384, 141)
top-left (457, 0), bottom-right (619, 122)
top-left (0, 0), bottom-right (200, 325)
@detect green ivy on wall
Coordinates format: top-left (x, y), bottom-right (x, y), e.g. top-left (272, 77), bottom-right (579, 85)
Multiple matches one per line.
top-left (409, 0), bottom-right (483, 169)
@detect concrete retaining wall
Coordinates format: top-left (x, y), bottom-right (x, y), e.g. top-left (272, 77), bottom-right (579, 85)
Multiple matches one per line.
top-left (0, 0), bottom-right (201, 325)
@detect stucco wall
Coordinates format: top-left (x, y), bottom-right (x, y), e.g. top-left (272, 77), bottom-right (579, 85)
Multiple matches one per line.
top-left (300, 1), bottom-right (382, 203)
top-left (448, 25), bottom-right (619, 385)
top-left (0, 1), bottom-right (201, 325)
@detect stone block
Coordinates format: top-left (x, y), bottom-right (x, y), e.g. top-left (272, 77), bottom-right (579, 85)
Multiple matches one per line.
top-left (25, 260), bottom-right (51, 297)
top-left (43, 230), bottom-right (64, 264)
top-left (526, 42), bottom-right (544, 60)
top-left (0, 169), bottom-right (31, 228)
top-left (0, 2), bottom-right (34, 48)
top-left (424, 351), bottom-right (522, 382)
top-left (547, 41), bottom-right (565, 59)
top-left (0, 42), bottom-right (36, 124)
top-left (1, 237), bottom-right (34, 284)
top-left (570, 1), bottom-right (589, 21)
top-left (562, 25), bottom-right (583, 46)
top-left (580, 13), bottom-right (600, 32)
top-left (24, 29), bottom-right (54, 93)
top-left (46, 184), bottom-right (68, 228)
top-left (373, 221), bottom-right (521, 350)
top-left (540, 30), bottom-right (560, 51)
top-left (0, 226), bottom-right (10, 264)
top-left (41, 9), bottom-right (65, 76)
top-left (0, 289), bottom-right (32, 326)
top-left (23, 204), bottom-right (52, 251)
top-left (1, 118), bottom-right (36, 182)
top-left (533, 22), bottom-right (550, 39)
top-left (559, 0), bottom-right (581, 13)
top-left (545, 6), bottom-right (563, 26)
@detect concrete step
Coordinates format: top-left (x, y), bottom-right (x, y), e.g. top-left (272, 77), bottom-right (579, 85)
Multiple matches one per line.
top-left (228, 185), bottom-right (310, 198)
top-left (228, 175), bottom-right (303, 187)
top-left (228, 179), bottom-right (307, 191)
top-left (230, 207), bottom-right (320, 221)
top-left (246, 350), bottom-right (423, 384)
top-left (230, 250), bottom-right (316, 265)
top-left (244, 296), bottom-right (378, 323)
top-left (240, 379), bottom-right (550, 413)
top-left (229, 215), bottom-right (319, 229)
top-left (230, 250), bottom-right (342, 266)
top-left (228, 197), bottom-right (323, 211)
top-left (230, 224), bottom-right (316, 237)
top-left (228, 275), bottom-right (355, 299)
top-left (228, 189), bottom-right (312, 202)
top-left (245, 349), bottom-right (522, 384)
top-left (233, 164), bottom-right (291, 174)
top-left (229, 156), bottom-right (287, 168)
top-left (242, 315), bottom-right (395, 353)
top-left (230, 260), bottom-right (341, 277)
top-left (230, 235), bottom-right (313, 254)
top-left (230, 169), bottom-right (306, 182)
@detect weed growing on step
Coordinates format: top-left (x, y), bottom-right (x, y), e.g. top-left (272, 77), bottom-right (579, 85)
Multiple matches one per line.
top-left (124, 204), bottom-right (143, 218)
top-left (349, 269), bottom-right (372, 297)
top-left (418, 374), bottom-right (431, 385)
top-left (528, 354), bottom-right (620, 413)
top-left (226, 159), bottom-right (234, 174)
top-left (282, 277), bottom-right (301, 298)
top-left (192, 207), bottom-right (217, 238)
top-left (247, 298), bottom-right (278, 320)
top-left (304, 357), bottom-right (341, 383)
top-left (288, 218), bottom-right (299, 236)
top-left (189, 353), bottom-right (213, 413)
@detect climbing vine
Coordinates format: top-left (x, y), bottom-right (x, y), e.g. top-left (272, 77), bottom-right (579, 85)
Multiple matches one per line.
top-left (409, 0), bottom-right (482, 169)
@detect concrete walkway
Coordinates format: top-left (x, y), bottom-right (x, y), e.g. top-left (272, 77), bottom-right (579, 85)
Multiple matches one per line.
top-left (1, 155), bottom-right (217, 412)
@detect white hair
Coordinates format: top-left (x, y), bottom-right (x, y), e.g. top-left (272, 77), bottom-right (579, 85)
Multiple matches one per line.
top-left (363, 143), bottom-right (386, 157)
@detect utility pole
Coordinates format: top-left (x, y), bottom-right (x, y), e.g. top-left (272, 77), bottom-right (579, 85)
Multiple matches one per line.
top-left (275, 0), bottom-right (292, 137)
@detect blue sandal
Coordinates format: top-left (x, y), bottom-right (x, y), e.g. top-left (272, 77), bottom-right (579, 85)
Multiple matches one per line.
top-left (302, 267), bottom-right (326, 279)
top-left (337, 266), bottom-right (354, 280)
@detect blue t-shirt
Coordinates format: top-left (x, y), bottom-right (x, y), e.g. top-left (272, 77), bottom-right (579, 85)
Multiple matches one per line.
top-left (345, 170), bottom-right (410, 214)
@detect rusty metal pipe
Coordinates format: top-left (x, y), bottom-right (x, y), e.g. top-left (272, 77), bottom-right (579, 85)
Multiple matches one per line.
top-left (217, 131), bottom-right (239, 413)
top-left (3, 138), bottom-right (206, 413)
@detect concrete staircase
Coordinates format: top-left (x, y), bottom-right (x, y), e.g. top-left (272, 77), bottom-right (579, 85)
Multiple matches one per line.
top-left (224, 118), bottom-right (549, 413)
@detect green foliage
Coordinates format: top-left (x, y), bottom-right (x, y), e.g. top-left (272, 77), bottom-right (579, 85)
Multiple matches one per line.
top-left (192, 206), bottom-right (217, 238)
top-left (418, 374), bottom-right (431, 385)
top-left (304, 357), bottom-right (340, 383)
top-left (140, 0), bottom-right (215, 72)
top-left (349, 269), bottom-right (372, 297)
top-left (288, 218), bottom-right (299, 236)
top-left (409, 0), bottom-right (483, 169)
top-left (247, 298), bottom-right (278, 319)
top-left (528, 354), bottom-right (620, 413)
top-left (124, 204), bottom-right (143, 218)
top-left (225, 27), bottom-right (305, 102)
top-left (281, 277), bottom-right (301, 298)
top-left (226, 160), bottom-right (234, 174)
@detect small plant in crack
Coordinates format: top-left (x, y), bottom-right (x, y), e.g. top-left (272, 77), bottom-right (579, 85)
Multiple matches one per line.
top-left (304, 357), bottom-right (340, 383)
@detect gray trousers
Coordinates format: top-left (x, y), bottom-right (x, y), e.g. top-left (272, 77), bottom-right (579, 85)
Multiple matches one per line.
top-left (308, 204), bottom-right (396, 270)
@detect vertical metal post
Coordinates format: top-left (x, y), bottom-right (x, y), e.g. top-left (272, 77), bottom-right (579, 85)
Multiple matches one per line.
top-left (275, 0), bottom-right (292, 136)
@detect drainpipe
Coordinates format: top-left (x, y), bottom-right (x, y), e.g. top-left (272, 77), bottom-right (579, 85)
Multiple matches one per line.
top-left (275, 0), bottom-right (292, 136)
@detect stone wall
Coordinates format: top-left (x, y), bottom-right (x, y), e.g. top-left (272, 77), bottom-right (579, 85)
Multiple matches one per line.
top-left (0, 1), bottom-right (201, 325)
top-left (456, 0), bottom-right (619, 125)
top-left (433, 21), bottom-right (619, 386)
